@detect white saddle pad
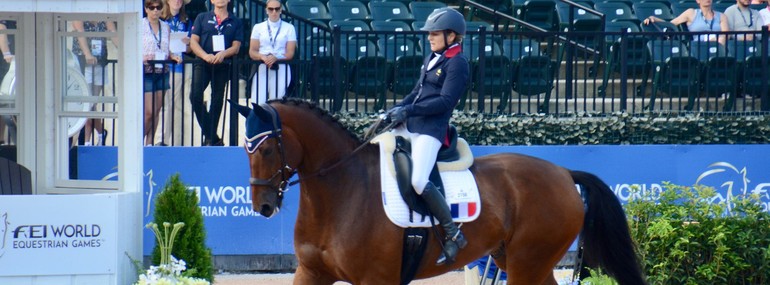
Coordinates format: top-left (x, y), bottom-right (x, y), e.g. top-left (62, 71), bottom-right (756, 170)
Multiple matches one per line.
top-left (371, 133), bottom-right (481, 228)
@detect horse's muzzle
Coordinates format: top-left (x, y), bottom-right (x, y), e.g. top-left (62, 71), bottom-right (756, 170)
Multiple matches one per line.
top-left (258, 203), bottom-right (278, 218)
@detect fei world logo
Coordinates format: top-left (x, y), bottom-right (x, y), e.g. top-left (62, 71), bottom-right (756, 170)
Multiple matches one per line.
top-left (695, 162), bottom-right (770, 212)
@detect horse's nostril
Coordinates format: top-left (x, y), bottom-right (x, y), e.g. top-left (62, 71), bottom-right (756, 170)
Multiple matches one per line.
top-left (260, 204), bottom-right (273, 216)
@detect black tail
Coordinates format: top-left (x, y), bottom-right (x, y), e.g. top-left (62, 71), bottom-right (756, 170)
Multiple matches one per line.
top-left (571, 170), bottom-right (646, 285)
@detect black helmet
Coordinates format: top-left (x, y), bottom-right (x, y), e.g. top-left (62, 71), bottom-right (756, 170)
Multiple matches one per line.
top-left (420, 7), bottom-right (466, 35)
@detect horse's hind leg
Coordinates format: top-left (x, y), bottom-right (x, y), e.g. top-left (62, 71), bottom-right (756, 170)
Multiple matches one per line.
top-left (499, 241), bottom-right (568, 285)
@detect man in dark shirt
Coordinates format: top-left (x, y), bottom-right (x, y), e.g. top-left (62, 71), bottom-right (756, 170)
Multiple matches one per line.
top-left (189, 0), bottom-right (243, 146)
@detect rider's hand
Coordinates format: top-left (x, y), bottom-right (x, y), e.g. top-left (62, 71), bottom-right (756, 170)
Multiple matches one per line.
top-left (387, 106), bottom-right (408, 125)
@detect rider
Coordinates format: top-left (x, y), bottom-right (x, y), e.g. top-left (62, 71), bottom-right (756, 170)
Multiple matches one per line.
top-left (384, 7), bottom-right (469, 265)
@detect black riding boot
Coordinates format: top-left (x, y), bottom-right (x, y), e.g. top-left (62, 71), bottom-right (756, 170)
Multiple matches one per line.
top-left (421, 181), bottom-right (468, 265)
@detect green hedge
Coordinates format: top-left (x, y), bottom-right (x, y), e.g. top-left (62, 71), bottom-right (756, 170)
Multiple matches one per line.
top-left (626, 183), bottom-right (770, 284)
top-left (335, 112), bottom-right (770, 145)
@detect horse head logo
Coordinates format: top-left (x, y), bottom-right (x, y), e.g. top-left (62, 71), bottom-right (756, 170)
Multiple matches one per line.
top-left (695, 162), bottom-right (750, 211)
top-left (0, 212), bottom-right (9, 258)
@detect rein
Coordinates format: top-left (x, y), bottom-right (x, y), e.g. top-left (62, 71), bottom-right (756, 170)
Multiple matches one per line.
top-left (285, 119), bottom-right (398, 187)
top-left (249, 108), bottom-right (396, 194)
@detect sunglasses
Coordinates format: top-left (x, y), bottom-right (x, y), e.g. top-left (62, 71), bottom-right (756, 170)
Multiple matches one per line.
top-left (146, 5), bottom-right (162, 11)
top-left (267, 7), bottom-right (282, 12)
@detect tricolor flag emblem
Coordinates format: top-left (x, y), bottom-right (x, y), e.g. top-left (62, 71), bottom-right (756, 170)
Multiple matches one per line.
top-left (450, 202), bottom-right (477, 219)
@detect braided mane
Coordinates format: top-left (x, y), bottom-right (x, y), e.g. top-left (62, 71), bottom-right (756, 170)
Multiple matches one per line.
top-left (270, 98), bottom-right (363, 144)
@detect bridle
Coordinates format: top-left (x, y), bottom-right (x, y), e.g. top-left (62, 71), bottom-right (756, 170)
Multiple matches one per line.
top-left (245, 104), bottom-right (397, 197)
top-left (245, 105), bottom-right (295, 197)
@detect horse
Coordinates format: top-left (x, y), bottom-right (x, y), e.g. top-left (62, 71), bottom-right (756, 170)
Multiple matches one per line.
top-left (233, 98), bottom-right (646, 285)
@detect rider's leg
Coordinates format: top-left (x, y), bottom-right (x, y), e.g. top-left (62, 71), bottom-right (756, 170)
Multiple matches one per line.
top-left (411, 134), bottom-right (467, 265)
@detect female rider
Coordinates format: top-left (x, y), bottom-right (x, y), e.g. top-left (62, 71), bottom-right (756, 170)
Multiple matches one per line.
top-left (385, 7), bottom-right (469, 266)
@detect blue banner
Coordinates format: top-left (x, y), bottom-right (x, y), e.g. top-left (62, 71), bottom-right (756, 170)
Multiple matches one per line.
top-left (78, 145), bottom-right (770, 255)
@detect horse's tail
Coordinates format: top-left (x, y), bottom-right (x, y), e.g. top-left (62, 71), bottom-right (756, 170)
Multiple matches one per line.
top-left (570, 170), bottom-right (646, 285)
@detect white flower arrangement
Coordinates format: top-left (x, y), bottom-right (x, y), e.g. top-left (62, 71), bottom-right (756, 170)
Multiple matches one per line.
top-left (135, 222), bottom-right (210, 285)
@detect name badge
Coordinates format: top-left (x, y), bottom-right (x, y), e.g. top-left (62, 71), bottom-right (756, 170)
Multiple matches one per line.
top-left (155, 51), bottom-right (168, 69)
top-left (212, 35), bottom-right (225, 52)
top-left (90, 39), bottom-right (103, 57)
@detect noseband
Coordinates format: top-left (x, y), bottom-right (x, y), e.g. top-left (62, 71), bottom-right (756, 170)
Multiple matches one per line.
top-left (245, 106), bottom-right (296, 197)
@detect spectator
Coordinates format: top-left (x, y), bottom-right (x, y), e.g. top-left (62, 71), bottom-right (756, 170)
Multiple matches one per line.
top-left (725, 0), bottom-right (765, 40)
top-left (155, 0), bottom-right (193, 146)
top-left (248, 0), bottom-right (297, 104)
top-left (143, 0), bottom-right (183, 146)
top-left (760, 0), bottom-right (770, 28)
top-left (464, 256), bottom-right (507, 285)
top-left (72, 20), bottom-right (118, 146)
top-left (644, 0), bottom-right (729, 45)
top-left (0, 20), bottom-right (16, 146)
top-left (189, 0), bottom-right (243, 146)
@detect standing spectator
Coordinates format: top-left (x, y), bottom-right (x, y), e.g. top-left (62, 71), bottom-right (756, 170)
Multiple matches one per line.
top-left (143, 0), bottom-right (182, 146)
top-left (644, 0), bottom-right (729, 45)
top-left (72, 20), bottom-right (118, 146)
top-left (0, 20), bottom-right (16, 146)
top-left (725, 0), bottom-right (765, 40)
top-left (759, 0), bottom-right (770, 28)
top-left (189, 0), bottom-right (243, 146)
top-left (248, 0), bottom-right (297, 104)
top-left (156, 0), bottom-right (193, 146)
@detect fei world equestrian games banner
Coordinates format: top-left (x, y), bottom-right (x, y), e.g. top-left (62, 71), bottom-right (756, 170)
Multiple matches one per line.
top-left (77, 145), bottom-right (770, 256)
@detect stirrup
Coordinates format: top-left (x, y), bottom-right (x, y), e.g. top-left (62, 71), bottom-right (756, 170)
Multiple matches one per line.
top-left (436, 232), bottom-right (468, 265)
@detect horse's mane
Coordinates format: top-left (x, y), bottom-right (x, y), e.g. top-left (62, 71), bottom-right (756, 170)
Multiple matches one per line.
top-left (270, 98), bottom-right (364, 144)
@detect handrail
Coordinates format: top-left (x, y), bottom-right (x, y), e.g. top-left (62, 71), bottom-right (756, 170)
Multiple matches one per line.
top-left (559, 0), bottom-right (604, 18)
top-left (461, 0), bottom-right (601, 55)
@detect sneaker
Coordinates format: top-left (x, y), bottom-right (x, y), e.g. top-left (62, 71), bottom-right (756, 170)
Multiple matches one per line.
top-left (212, 139), bottom-right (224, 146)
top-left (96, 130), bottom-right (108, 146)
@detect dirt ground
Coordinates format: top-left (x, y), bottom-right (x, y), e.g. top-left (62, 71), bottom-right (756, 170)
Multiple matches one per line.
top-left (213, 269), bottom-right (574, 285)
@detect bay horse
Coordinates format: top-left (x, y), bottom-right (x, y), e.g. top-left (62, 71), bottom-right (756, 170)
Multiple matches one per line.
top-left (233, 98), bottom-right (645, 285)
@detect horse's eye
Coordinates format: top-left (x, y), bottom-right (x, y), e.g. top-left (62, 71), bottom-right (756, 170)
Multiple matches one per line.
top-left (260, 146), bottom-right (274, 156)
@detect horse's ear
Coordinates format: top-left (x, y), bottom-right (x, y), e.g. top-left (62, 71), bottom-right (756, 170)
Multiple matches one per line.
top-left (229, 99), bottom-right (251, 118)
top-left (252, 103), bottom-right (274, 123)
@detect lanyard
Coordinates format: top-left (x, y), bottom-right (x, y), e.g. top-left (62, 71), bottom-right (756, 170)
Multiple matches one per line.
top-left (266, 20), bottom-right (282, 50)
top-left (149, 19), bottom-right (161, 49)
top-left (739, 8), bottom-right (754, 28)
top-left (168, 15), bottom-right (186, 32)
top-left (701, 10), bottom-right (716, 30)
top-left (215, 15), bottom-right (225, 35)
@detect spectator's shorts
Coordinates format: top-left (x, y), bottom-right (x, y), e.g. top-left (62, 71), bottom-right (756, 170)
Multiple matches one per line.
top-left (143, 72), bottom-right (170, 93)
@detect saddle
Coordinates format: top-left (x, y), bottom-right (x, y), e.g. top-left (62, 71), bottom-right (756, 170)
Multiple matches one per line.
top-left (393, 126), bottom-right (460, 217)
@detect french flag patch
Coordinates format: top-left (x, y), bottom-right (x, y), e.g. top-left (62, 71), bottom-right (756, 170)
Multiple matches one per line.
top-left (450, 202), bottom-right (478, 219)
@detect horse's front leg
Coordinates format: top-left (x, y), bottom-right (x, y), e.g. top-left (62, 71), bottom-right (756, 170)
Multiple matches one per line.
top-left (293, 265), bottom-right (337, 285)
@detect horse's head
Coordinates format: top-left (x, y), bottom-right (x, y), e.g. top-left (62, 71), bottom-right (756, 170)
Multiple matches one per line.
top-left (232, 101), bottom-right (297, 218)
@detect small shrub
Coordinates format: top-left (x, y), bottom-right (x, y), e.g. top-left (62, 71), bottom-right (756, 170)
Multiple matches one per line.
top-left (151, 174), bottom-right (214, 282)
top-left (626, 183), bottom-right (770, 284)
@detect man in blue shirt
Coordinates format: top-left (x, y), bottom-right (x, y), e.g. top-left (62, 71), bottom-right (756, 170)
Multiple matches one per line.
top-left (189, 0), bottom-right (243, 146)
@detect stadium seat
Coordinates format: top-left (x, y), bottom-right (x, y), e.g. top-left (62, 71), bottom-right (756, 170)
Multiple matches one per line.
top-left (286, 0), bottom-right (332, 23)
top-left (410, 1), bottom-right (448, 21)
top-left (512, 55), bottom-right (555, 103)
top-left (327, 0), bottom-right (370, 21)
top-left (727, 40), bottom-right (760, 62)
top-left (518, 0), bottom-right (558, 31)
top-left (466, 21), bottom-right (495, 33)
top-left (368, 1), bottom-right (413, 22)
top-left (472, 55), bottom-right (513, 112)
top-left (348, 55), bottom-right (390, 110)
top-left (688, 41), bottom-right (727, 62)
top-left (378, 36), bottom-right (421, 62)
top-left (648, 40), bottom-right (700, 110)
top-left (633, 2), bottom-right (674, 22)
top-left (328, 20), bottom-right (376, 41)
top-left (340, 38), bottom-right (379, 62)
top-left (370, 20), bottom-right (411, 32)
top-left (670, 1), bottom-right (698, 16)
top-left (390, 54), bottom-right (423, 96)
top-left (463, 40), bottom-right (504, 61)
top-left (296, 20), bottom-right (328, 42)
top-left (740, 55), bottom-right (770, 102)
top-left (594, 2), bottom-right (638, 24)
top-left (701, 56), bottom-right (738, 110)
top-left (412, 20), bottom-right (426, 31)
top-left (308, 55), bottom-right (348, 105)
top-left (301, 38), bottom-right (333, 60)
top-left (598, 36), bottom-right (651, 98)
top-left (501, 38), bottom-right (541, 59)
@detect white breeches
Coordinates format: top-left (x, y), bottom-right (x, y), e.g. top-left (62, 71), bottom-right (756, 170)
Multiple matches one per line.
top-left (392, 124), bottom-right (442, 194)
top-left (251, 63), bottom-right (291, 105)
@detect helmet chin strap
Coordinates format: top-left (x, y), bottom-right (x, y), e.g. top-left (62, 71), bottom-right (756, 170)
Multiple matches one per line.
top-left (439, 30), bottom-right (451, 54)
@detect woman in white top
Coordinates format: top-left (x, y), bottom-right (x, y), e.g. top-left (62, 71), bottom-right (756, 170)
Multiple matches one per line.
top-left (143, 0), bottom-right (182, 146)
top-left (761, 0), bottom-right (770, 28)
top-left (248, 0), bottom-right (297, 104)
